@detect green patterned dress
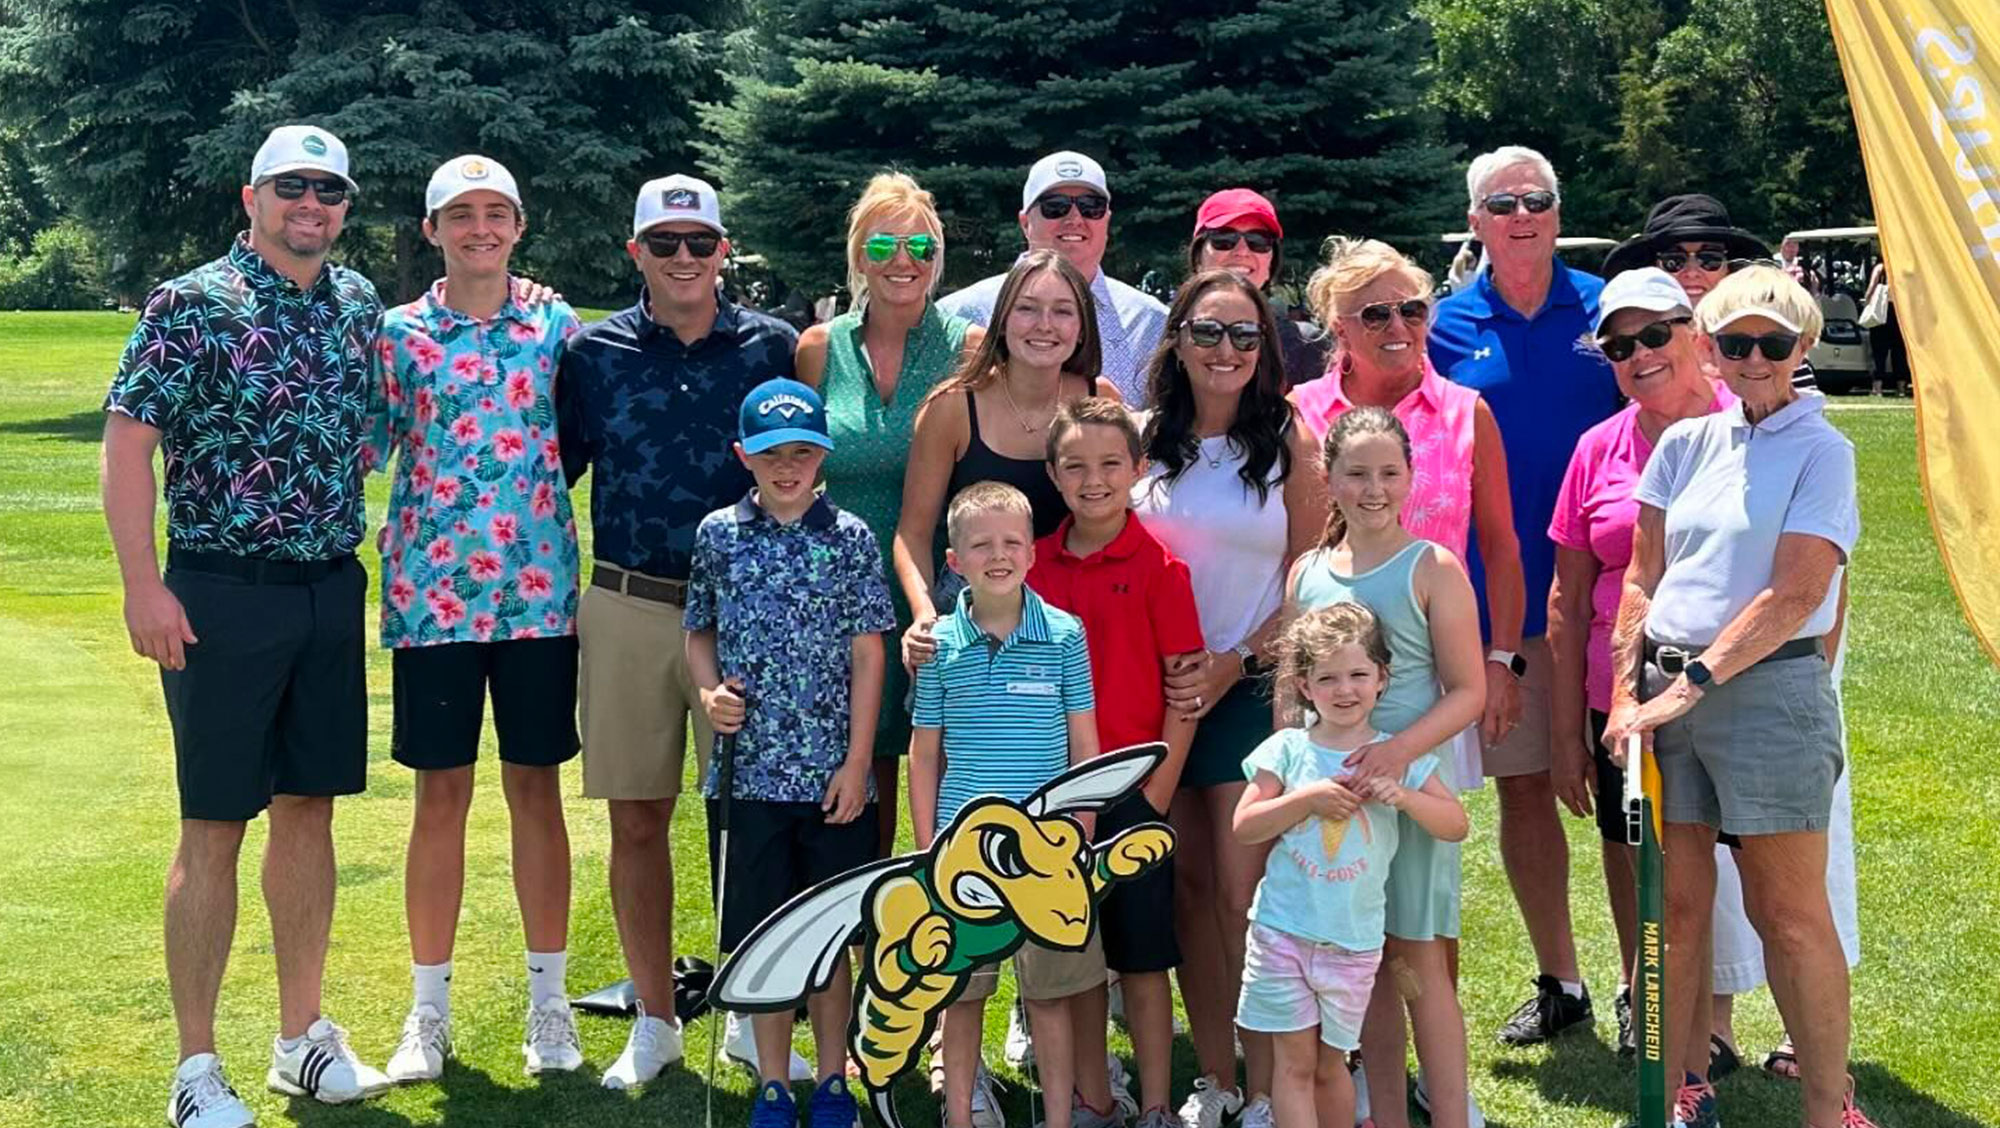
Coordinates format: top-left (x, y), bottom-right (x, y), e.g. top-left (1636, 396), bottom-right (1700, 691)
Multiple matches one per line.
top-left (819, 301), bottom-right (972, 757)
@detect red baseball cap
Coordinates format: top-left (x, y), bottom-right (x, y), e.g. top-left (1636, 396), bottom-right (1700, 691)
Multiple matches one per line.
top-left (1194, 189), bottom-right (1283, 238)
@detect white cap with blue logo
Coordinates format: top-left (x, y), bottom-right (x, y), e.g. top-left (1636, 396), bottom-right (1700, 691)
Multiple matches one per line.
top-left (633, 174), bottom-right (726, 238)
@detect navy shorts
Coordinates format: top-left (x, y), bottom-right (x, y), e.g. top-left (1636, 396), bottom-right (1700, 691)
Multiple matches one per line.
top-left (708, 797), bottom-right (878, 952)
top-left (1095, 791), bottom-right (1181, 973)
top-left (391, 636), bottom-right (580, 770)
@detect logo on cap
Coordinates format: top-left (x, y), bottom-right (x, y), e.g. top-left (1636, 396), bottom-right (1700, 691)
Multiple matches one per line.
top-left (758, 393), bottom-right (815, 422)
top-left (461, 158), bottom-right (489, 179)
top-left (1057, 160), bottom-right (1083, 178)
top-left (302, 134), bottom-right (328, 156)
top-left (664, 188), bottom-right (700, 209)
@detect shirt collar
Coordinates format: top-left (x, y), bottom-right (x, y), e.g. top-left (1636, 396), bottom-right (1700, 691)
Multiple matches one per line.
top-left (1726, 391), bottom-right (1825, 434)
top-left (1050, 513), bottom-right (1144, 564)
top-left (946, 584), bottom-right (1054, 647)
top-left (1465, 262), bottom-right (1585, 322)
top-left (851, 300), bottom-right (947, 347)
top-left (229, 231), bottom-right (331, 296)
top-left (418, 276), bottom-right (531, 333)
top-left (631, 284), bottom-right (738, 343)
top-left (731, 489), bottom-right (836, 530)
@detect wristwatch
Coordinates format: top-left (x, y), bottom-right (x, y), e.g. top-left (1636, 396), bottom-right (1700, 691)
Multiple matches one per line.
top-left (1234, 642), bottom-right (1262, 678)
top-left (1684, 659), bottom-right (1713, 688)
top-left (1486, 648), bottom-right (1528, 678)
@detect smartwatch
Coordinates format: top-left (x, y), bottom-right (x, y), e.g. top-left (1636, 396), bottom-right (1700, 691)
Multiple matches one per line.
top-left (1486, 648), bottom-right (1528, 678)
top-left (1234, 642), bottom-right (1262, 678)
top-left (1684, 659), bottom-right (1713, 688)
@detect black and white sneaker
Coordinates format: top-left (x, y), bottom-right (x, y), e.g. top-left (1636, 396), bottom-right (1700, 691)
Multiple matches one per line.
top-left (267, 1017), bottom-right (390, 1103)
top-left (1616, 985), bottom-right (1636, 1057)
top-left (167, 1053), bottom-right (254, 1128)
top-left (1496, 976), bottom-right (1594, 1045)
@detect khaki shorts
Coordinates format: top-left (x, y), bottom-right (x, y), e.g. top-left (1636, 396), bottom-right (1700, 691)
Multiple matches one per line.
top-left (578, 580), bottom-right (712, 800)
top-left (1481, 635), bottom-right (1553, 778)
top-left (959, 931), bottom-right (1107, 1004)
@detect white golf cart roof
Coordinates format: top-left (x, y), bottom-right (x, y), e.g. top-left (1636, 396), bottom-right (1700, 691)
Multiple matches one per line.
top-left (1439, 234), bottom-right (1618, 251)
top-left (1784, 226), bottom-right (1879, 242)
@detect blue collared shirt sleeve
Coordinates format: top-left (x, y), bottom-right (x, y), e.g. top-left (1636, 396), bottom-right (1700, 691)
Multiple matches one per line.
top-left (843, 521), bottom-right (899, 636)
top-left (1633, 422), bottom-right (1690, 512)
top-left (1782, 434), bottom-right (1861, 560)
top-left (555, 343), bottom-right (595, 487)
top-left (682, 512), bottom-right (725, 633)
top-left (912, 638), bottom-right (945, 728)
top-left (1060, 623), bottom-right (1094, 714)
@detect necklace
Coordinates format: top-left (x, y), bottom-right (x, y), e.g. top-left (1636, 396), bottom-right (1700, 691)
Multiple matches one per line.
top-left (1001, 377), bottom-right (1059, 433)
top-left (1202, 434), bottom-right (1231, 469)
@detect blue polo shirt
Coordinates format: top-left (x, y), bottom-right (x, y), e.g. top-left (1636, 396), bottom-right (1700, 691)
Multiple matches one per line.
top-left (555, 289), bottom-right (798, 581)
top-left (1428, 266), bottom-right (1619, 638)
top-left (913, 585), bottom-right (1094, 827)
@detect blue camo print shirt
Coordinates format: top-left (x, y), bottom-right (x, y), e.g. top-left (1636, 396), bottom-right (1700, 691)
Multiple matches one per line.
top-left (684, 493), bottom-right (898, 802)
top-left (555, 290), bottom-right (798, 580)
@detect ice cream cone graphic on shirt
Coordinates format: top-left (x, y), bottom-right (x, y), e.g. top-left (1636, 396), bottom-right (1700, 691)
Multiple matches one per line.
top-left (1318, 810), bottom-right (1375, 862)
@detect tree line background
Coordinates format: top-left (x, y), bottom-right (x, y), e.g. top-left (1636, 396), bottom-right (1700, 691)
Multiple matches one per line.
top-left (0, 0), bottom-right (1869, 312)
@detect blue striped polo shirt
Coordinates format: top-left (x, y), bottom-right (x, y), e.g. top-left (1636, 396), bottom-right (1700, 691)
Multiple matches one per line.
top-left (913, 584), bottom-right (1094, 827)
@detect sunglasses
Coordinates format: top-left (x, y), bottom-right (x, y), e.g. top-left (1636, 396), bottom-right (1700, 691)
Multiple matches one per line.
top-left (1181, 318), bottom-right (1262, 351)
top-left (1203, 230), bottom-right (1276, 255)
top-left (640, 230), bottom-right (722, 259)
top-left (267, 174), bottom-right (349, 206)
top-left (864, 233), bottom-right (938, 263)
top-left (1035, 192), bottom-right (1109, 221)
top-left (1597, 317), bottom-right (1689, 362)
top-left (1657, 248), bottom-right (1730, 273)
top-left (1481, 190), bottom-right (1558, 216)
top-left (1355, 299), bottom-right (1430, 330)
top-left (1713, 331), bottom-right (1801, 362)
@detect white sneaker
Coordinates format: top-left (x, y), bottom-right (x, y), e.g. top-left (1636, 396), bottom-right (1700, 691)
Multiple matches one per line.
top-left (1108, 1054), bottom-right (1138, 1122)
top-left (524, 998), bottom-right (584, 1074)
top-left (602, 1002), bottom-right (683, 1090)
top-left (1413, 1074), bottom-right (1485, 1128)
top-left (1004, 999), bottom-right (1033, 1069)
top-left (168, 1054), bottom-right (254, 1128)
top-left (1177, 1076), bottom-right (1244, 1128)
top-left (267, 1017), bottom-right (390, 1103)
top-left (725, 1009), bottom-right (814, 1082)
top-left (1239, 1095), bottom-right (1272, 1128)
top-left (971, 1064), bottom-right (1006, 1128)
top-left (385, 1004), bottom-right (451, 1083)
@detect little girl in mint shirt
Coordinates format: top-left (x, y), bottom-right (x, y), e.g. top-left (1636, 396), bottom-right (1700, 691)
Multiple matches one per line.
top-left (1232, 602), bottom-right (1468, 1128)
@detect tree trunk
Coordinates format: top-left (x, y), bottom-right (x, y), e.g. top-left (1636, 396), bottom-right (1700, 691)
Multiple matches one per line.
top-left (395, 222), bottom-right (421, 304)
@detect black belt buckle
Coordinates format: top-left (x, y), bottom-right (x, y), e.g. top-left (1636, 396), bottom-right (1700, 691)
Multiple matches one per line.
top-left (1653, 644), bottom-right (1690, 676)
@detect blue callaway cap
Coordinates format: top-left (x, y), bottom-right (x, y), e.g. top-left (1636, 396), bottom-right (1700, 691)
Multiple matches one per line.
top-left (739, 378), bottom-right (833, 454)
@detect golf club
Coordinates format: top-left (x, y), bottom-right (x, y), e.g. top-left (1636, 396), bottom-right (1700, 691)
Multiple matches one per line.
top-left (1625, 731), bottom-right (1667, 1128)
top-left (707, 688), bottom-right (743, 1128)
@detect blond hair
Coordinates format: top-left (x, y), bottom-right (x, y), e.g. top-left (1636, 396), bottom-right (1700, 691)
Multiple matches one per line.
top-left (1695, 264), bottom-right (1824, 343)
top-left (946, 480), bottom-right (1034, 548)
top-left (1305, 237), bottom-right (1435, 327)
top-left (845, 171), bottom-right (946, 308)
top-left (1275, 603), bottom-right (1393, 692)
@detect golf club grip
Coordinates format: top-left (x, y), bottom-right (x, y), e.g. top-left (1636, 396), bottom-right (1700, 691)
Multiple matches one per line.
top-left (1623, 733), bottom-right (1646, 846)
top-left (715, 730), bottom-right (738, 830)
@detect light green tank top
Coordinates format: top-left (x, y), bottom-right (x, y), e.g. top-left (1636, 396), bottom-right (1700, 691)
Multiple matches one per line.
top-left (1290, 539), bottom-right (1439, 734)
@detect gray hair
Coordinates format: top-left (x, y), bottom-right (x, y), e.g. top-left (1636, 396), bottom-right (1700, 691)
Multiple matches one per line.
top-left (1465, 146), bottom-right (1561, 212)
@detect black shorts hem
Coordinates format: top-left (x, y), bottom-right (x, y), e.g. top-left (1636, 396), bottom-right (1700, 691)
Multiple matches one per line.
top-left (708, 797), bottom-right (878, 953)
top-left (1095, 792), bottom-right (1181, 973)
top-left (391, 636), bottom-right (581, 770)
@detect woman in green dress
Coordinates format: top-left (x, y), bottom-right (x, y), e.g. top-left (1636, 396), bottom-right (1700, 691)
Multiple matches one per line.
top-left (796, 171), bottom-right (983, 857)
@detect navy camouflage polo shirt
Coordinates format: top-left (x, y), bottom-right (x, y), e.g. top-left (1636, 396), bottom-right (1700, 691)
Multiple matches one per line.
top-left (555, 290), bottom-right (798, 581)
top-left (104, 233), bottom-right (384, 560)
top-left (684, 492), bottom-right (897, 803)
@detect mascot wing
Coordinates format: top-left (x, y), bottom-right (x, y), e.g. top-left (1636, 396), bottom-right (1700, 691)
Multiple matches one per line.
top-left (1026, 743), bottom-right (1167, 817)
top-left (713, 856), bottom-right (908, 1011)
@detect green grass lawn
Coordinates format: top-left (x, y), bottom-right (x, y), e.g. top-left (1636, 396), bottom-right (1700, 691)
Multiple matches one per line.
top-left (0, 310), bottom-right (1993, 1128)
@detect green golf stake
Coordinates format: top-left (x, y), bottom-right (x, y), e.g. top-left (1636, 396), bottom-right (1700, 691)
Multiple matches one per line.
top-left (1625, 733), bottom-right (1668, 1128)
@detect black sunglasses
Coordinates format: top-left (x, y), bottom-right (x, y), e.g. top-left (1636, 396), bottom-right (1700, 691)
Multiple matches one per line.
top-left (640, 230), bottom-right (722, 259)
top-left (1713, 331), bottom-right (1801, 362)
top-left (267, 174), bottom-right (349, 206)
top-left (1181, 318), bottom-right (1262, 351)
top-left (1657, 248), bottom-right (1730, 273)
top-left (1203, 230), bottom-right (1276, 255)
top-left (1597, 317), bottom-right (1690, 362)
top-left (1481, 190), bottom-right (1558, 216)
top-left (1035, 192), bottom-right (1109, 221)
top-left (1356, 299), bottom-right (1430, 330)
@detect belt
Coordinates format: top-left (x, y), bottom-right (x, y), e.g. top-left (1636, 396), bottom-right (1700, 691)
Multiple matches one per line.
top-left (1644, 636), bottom-right (1822, 676)
top-left (591, 562), bottom-right (687, 607)
top-left (167, 547), bottom-right (353, 585)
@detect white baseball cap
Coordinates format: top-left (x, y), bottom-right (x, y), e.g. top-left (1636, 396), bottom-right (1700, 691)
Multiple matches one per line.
top-left (1706, 305), bottom-right (1805, 335)
top-left (633, 174), bottom-right (726, 238)
top-left (1595, 267), bottom-right (1693, 333)
top-left (1021, 151), bottom-right (1110, 213)
top-left (250, 125), bottom-right (356, 191)
top-left (425, 154), bottom-right (521, 214)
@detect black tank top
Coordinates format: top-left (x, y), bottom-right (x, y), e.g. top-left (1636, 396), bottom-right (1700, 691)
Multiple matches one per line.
top-left (947, 388), bottom-right (1069, 540)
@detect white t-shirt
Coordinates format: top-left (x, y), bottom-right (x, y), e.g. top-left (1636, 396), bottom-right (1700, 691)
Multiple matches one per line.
top-left (1131, 434), bottom-right (1290, 653)
top-left (1635, 393), bottom-right (1859, 647)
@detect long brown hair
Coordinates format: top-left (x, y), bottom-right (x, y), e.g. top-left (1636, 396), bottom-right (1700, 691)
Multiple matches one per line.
top-left (925, 250), bottom-right (1102, 405)
top-left (1139, 270), bottom-right (1294, 504)
top-left (1318, 405), bottom-right (1413, 549)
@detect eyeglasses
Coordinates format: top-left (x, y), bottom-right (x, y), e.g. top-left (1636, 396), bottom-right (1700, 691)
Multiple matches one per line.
top-left (864, 233), bottom-right (938, 263)
top-left (1203, 230), bottom-right (1276, 255)
top-left (1713, 331), bottom-right (1801, 362)
top-left (1035, 192), bottom-right (1109, 221)
top-left (1180, 318), bottom-right (1262, 351)
top-left (1597, 317), bottom-right (1689, 362)
top-left (266, 175), bottom-right (348, 206)
top-left (1481, 190), bottom-right (1558, 216)
top-left (1354, 299), bottom-right (1430, 330)
top-left (1657, 248), bottom-right (1729, 273)
top-left (640, 230), bottom-right (722, 259)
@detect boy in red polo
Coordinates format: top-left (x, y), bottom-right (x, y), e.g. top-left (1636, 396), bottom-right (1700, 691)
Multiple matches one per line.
top-left (1029, 397), bottom-right (1206, 1128)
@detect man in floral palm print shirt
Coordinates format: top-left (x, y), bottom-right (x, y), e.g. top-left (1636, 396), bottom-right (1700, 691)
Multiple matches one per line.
top-left (103, 125), bottom-right (391, 1126)
top-left (362, 156), bottom-right (588, 1085)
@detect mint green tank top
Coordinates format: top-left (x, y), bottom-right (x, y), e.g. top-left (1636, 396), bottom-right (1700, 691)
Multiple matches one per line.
top-left (1290, 539), bottom-right (1439, 734)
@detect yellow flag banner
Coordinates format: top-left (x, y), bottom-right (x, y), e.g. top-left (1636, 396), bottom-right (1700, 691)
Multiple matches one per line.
top-left (1825, 0), bottom-right (2000, 669)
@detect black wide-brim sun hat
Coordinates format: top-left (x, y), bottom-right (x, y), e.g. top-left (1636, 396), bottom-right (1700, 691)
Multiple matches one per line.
top-left (1603, 193), bottom-right (1772, 278)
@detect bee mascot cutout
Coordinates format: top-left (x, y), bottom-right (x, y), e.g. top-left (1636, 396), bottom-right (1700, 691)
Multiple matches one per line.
top-left (713, 744), bottom-right (1175, 1128)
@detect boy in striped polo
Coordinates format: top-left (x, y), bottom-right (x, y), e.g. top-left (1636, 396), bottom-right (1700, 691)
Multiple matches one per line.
top-left (910, 481), bottom-right (1105, 1128)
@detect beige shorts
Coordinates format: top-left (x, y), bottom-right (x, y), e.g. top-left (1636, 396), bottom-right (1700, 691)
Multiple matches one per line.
top-left (1481, 635), bottom-right (1553, 778)
top-left (958, 931), bottom-right (1107, 1004)
top-left (578, 578), bottom-right (713, 800)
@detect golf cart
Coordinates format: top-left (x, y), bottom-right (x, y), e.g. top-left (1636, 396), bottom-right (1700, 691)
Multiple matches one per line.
top-left (1782, 225), bottom-right (1880, 394)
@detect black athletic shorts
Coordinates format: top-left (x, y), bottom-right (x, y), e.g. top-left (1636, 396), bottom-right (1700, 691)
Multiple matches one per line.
top-left (1095, 791), bottom-right (1181, 974)
top-left (391, 636), bottom-right (580, 770)
top-left (707, 797), bottom-right (877, 953)
top-left (162, 553), bottom-right (367, 822)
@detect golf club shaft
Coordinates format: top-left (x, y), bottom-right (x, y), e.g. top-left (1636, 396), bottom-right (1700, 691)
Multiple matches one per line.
top-left (707, 724), bottom-right (740, 1128)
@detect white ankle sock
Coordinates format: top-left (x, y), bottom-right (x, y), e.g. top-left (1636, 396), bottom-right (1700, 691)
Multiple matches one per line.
top-left (1558, 978), bottom-right (1585, 999)
top-left (527, 950), bottom-right (567, 1006)
top-left (414, 960), bottom-right (453, 1015)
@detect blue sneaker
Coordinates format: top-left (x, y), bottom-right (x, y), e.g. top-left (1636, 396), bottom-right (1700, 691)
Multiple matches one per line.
top-left (810, 1075), bottom-right (861, 1128)
top-left (752, 1080), bottom-right (799, 1128)
top-left (1673, 1075), bottom-right (1720, 1128)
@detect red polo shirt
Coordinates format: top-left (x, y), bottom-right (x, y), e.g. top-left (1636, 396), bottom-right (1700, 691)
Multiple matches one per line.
top-left (1030, 512), bottom-right (1206, 752)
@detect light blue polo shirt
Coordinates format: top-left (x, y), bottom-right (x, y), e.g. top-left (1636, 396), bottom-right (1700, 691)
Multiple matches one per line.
top-left (913, 584), bottom-right (1095, 826)
top-left (1635, 393), bottom-right (1859, 647)
top-left (1428, 265), bottom-right (1620, 638)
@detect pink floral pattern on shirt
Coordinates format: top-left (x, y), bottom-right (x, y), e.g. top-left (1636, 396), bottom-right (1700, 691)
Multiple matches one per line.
top-left (367, 280), bottom-right (581, 647)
